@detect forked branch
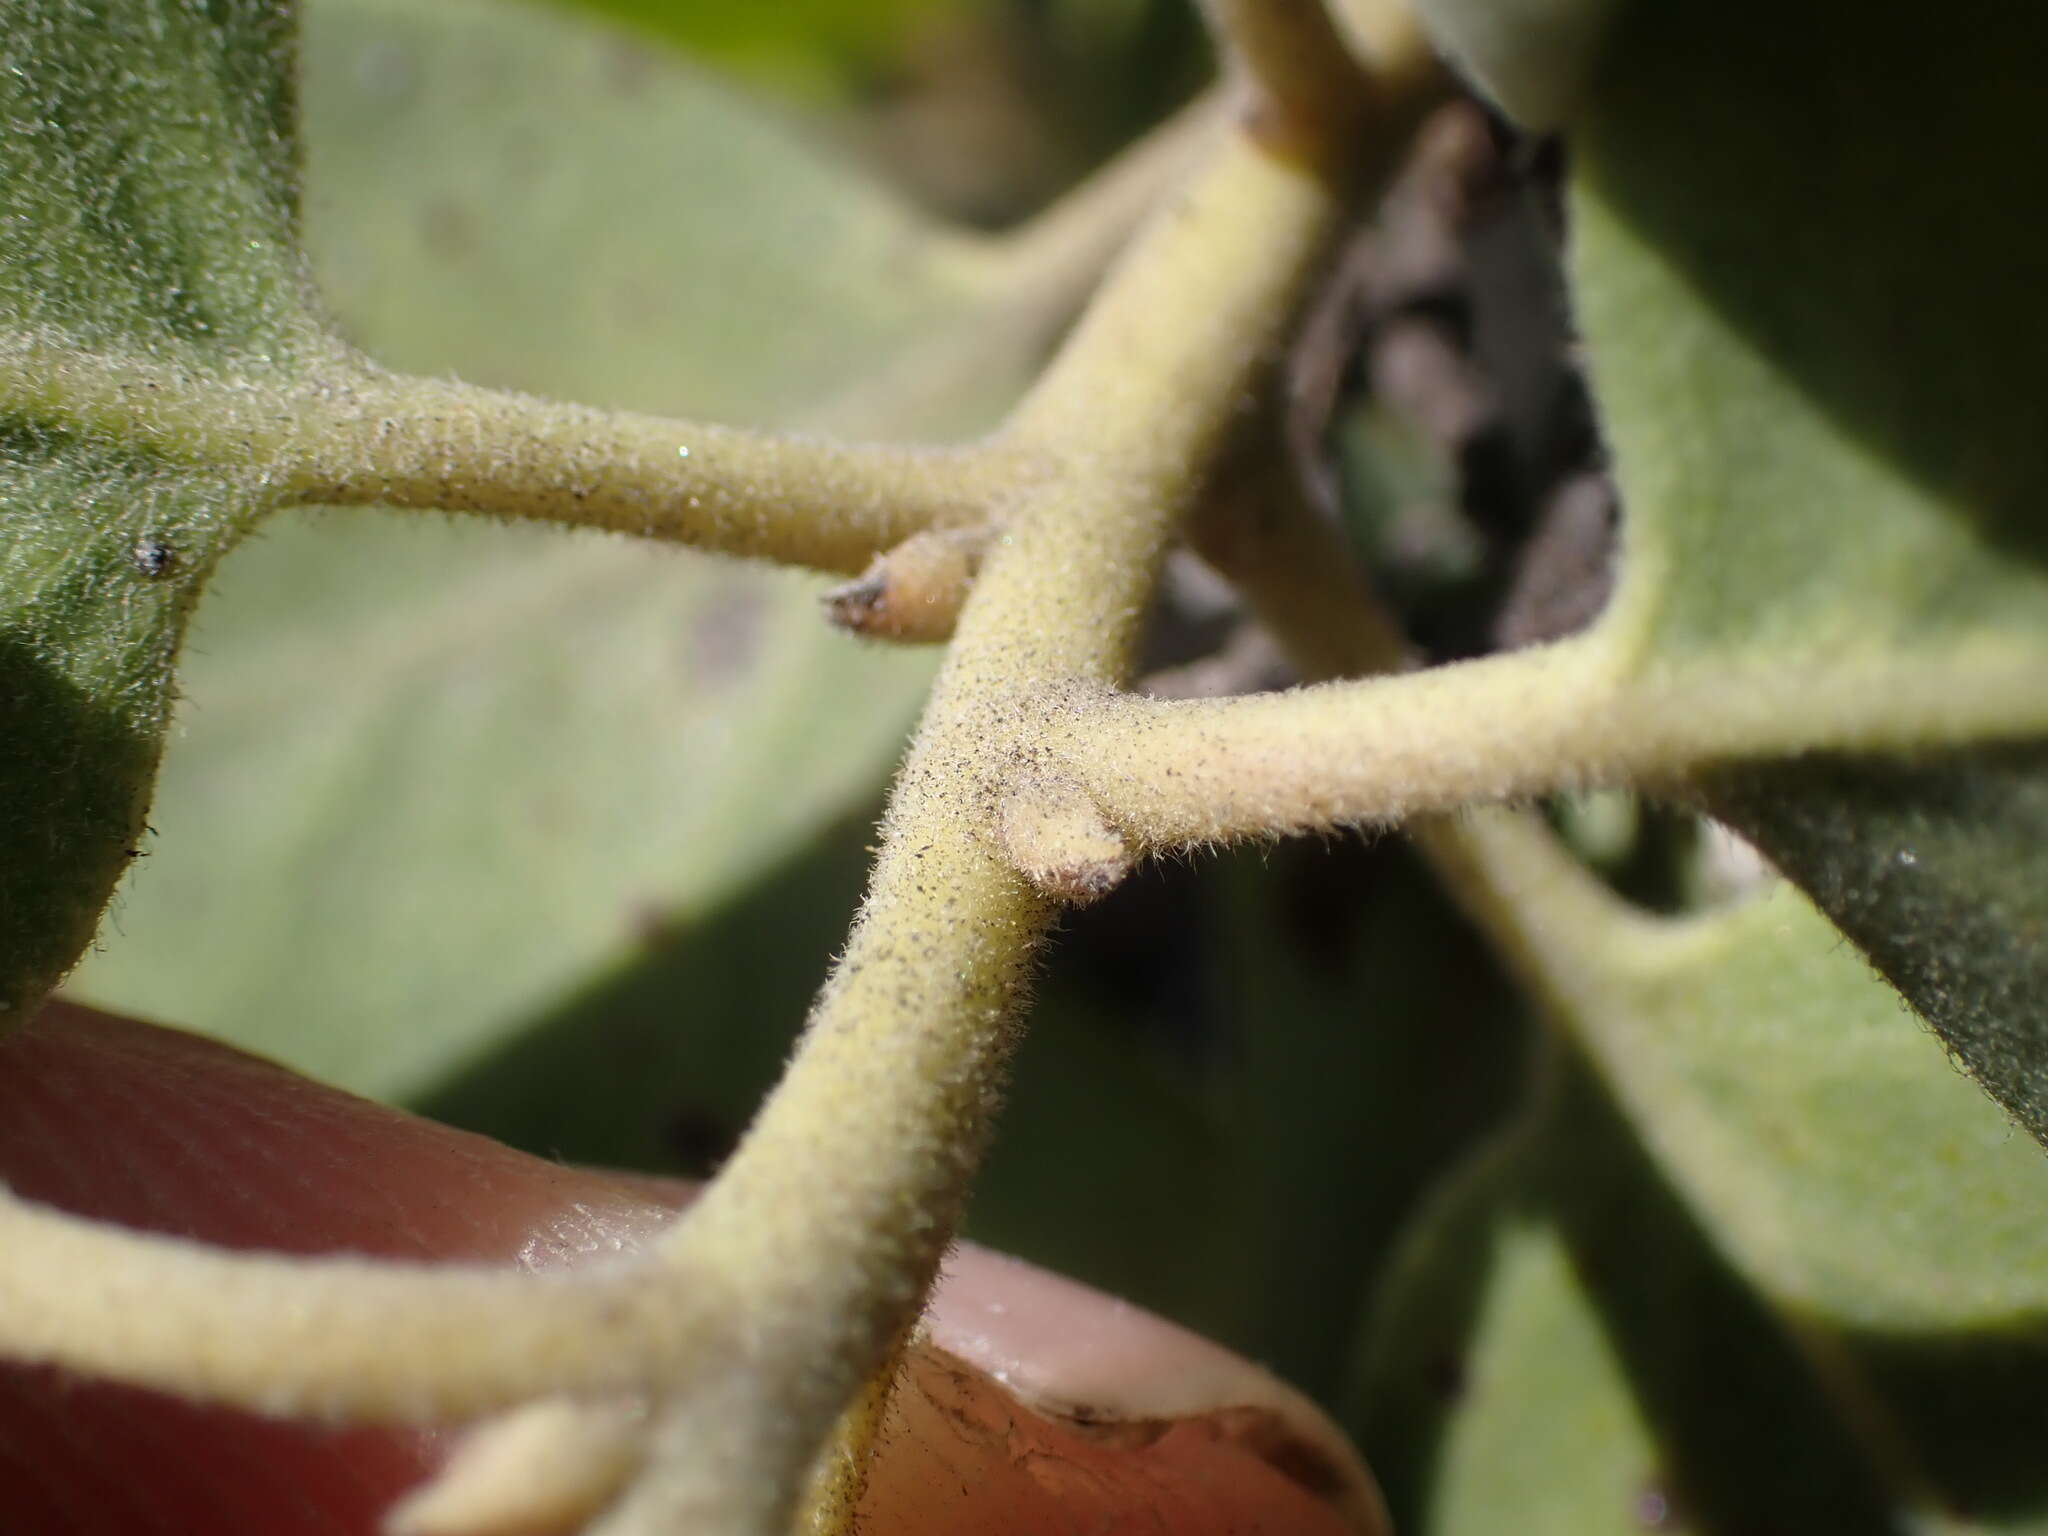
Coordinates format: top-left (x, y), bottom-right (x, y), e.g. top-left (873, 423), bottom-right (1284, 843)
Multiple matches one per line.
top-left (1026, 632), bottom-right (2048, 856)
top-left (0, 30), bottom-right (1450, 1535)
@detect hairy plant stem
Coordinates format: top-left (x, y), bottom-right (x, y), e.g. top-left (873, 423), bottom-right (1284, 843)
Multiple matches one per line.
top-left (0, 331), bottom-right (1014, 575)
top-left (1029, 637), bottom-right (2048, 852)
top-left (280, 374), bottom-right (1015, 574)
top-left (1181, 465), bottom-right (1624, 950)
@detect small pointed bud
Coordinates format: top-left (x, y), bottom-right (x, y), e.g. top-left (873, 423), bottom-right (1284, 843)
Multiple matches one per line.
top-left (822, 526), bottom-right (988, 643)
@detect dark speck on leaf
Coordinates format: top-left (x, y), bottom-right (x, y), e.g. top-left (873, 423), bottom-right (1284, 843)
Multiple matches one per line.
top-left (131, 538), bottom-right (176, 577)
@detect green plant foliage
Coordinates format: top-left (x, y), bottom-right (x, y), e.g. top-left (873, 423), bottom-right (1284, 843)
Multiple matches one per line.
top-left (66, 0), bottom-right (1068, 1097)
top-left (0, 0), bottom-right (331, 1016)
top-left (302, 0), bottom-right (1043, 432)
top-left (1374, 1209), bottom-right (1667, 1536)
top-left (1567, 0), bottom-right (2048, 1142)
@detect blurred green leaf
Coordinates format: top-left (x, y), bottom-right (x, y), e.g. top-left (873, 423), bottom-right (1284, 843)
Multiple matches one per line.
top-left (67, 0), bottom-right (1057, 1098)
top-left (414, 806), bottom-right (878, 1172)
top-left (1533, 877), bottom-right (2048, 1331)
top-left (1567, 0), bottom-right (2048, 1140)
top-left (1355, 1145), bottom-right (1669, 1536)
top-left (1352, 1051), bottom-right (1906, 1535)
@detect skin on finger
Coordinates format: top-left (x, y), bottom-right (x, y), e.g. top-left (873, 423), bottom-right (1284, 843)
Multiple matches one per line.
top-left (0, 1004), bottom-right (1379, 1534)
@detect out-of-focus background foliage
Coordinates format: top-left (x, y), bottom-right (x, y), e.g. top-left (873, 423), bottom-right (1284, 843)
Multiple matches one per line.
top-left (62, 0), bottom-right (2048, 1530)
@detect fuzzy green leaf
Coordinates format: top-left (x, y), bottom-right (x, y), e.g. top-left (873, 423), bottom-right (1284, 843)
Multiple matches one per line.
top-left (1576, 0), bottom-right (2048, 675)
top-left (66, 0), bottom-right (1054, 1097)
top-left (0, 0), bottom-right (334, 1015)
top-left (0, 0), bottom-right (310, 354)
top-left (1568, 0), bottom-right (2048, 1140)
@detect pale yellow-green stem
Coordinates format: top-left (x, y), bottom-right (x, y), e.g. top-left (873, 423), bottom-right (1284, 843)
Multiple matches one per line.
top-left (0, 94), bottom-right (1220, 602)
top-left (790, 1345), bottom-right (904, 1535)
top-left (1165, 352), bottom-right (1611, 988)
top-left (0, 331), bottom-right (1010, 576)
top-left (279, 372), bottom-right (1016, 575)
top-left (1322, 0), bottom-right (1442, 83)
top-left (387, 1397), bottom-right (650, 1536)
top-left (1038, 633), bottom-right (1616, 847)
top-left (0, 1193), bottom-right (719, 1414)
top-left (1033, 636), bottom-right (2048, 853)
